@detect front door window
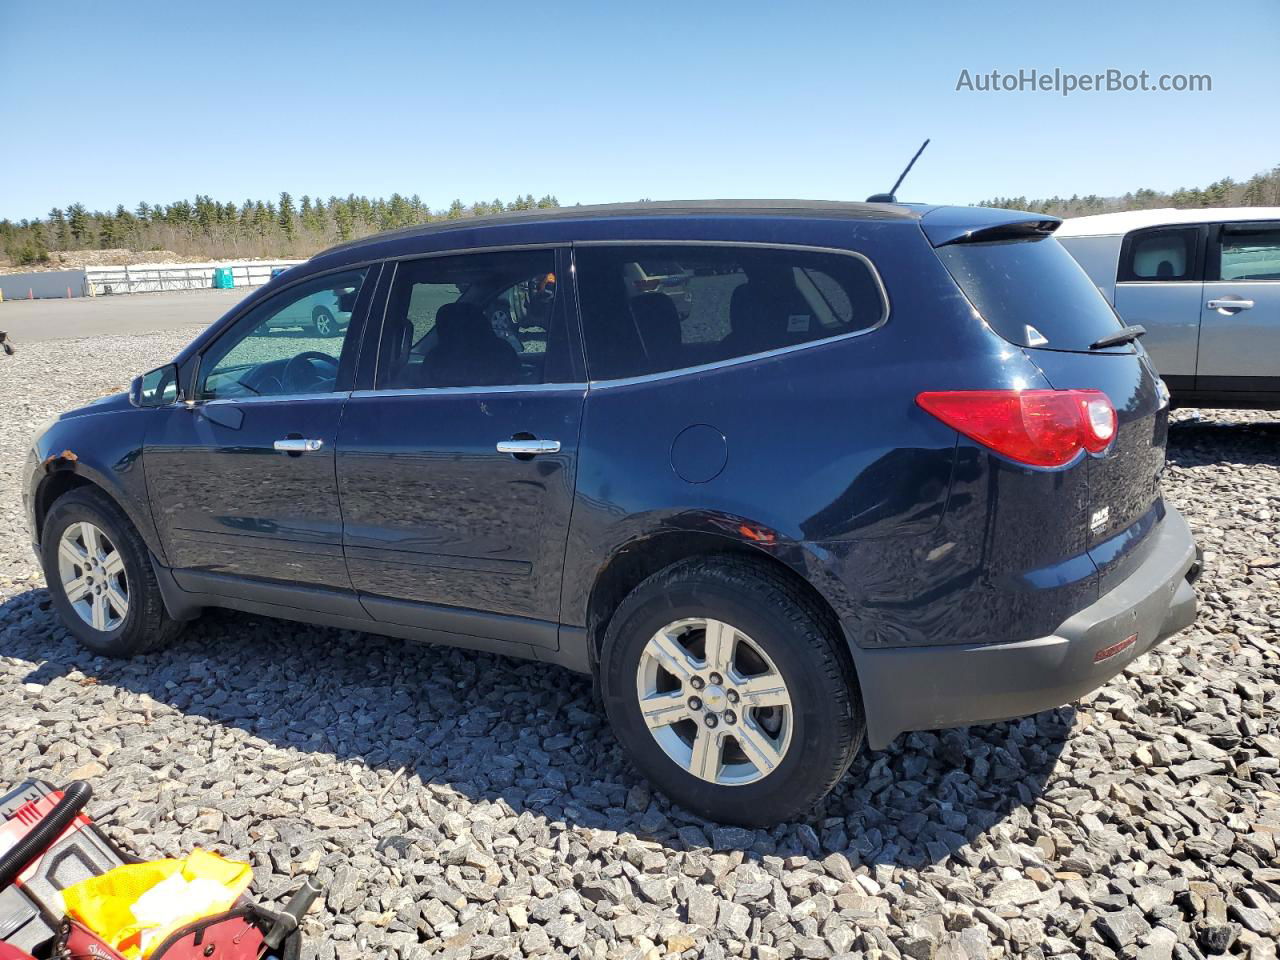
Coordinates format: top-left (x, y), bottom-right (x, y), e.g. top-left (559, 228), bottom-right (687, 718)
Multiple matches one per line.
top-left (198, 269), bottom-right (368, 400)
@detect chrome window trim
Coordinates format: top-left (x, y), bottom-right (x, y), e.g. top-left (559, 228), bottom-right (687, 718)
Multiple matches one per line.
top-left (351, 382), bottom-right (586, 399)
top-left (203, 391), bottom-right (349, 406)
top-left (586, 330), bottom-right (881, 390)
top-left (572, 240), bottom-right (890, 389)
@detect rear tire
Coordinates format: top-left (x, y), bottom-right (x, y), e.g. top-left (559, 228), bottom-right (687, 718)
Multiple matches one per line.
top-left (40, 487), bottom-right (183, 658)
top-left (601, 555), bottom-right (864, 826)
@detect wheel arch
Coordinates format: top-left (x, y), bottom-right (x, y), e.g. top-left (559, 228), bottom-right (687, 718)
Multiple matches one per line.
top-left (584, 527), bottom-right (856, 680)
top-left (32, 461), bottom-right (166, 565)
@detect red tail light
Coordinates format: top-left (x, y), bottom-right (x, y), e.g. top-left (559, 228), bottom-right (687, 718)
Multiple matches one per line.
top-left (633, 278), bottom-right (662, 293)
top-left (917, 389), bottom-right (1116, 468)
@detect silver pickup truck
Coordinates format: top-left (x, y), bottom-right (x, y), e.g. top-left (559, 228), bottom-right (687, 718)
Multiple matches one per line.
top-left (1057, 207), bottom-right (1280, 409)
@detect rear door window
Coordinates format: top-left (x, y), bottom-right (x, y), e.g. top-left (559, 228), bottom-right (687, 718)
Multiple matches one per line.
top-left (574, 245), bottom-right (886, 380)
top-left (1216, 224), bottom-right (1280, 280)
top-left (934, 235), bottom-right (1125, 351)
top-left (375, 250), bottom-right (574, 389)
top-left (1119, 227), bottom-right (1201, 282)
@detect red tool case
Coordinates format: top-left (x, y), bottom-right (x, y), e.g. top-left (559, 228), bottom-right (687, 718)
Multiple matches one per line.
top-left (0, 780), bottom-right (127, 954)
top-left (0, 781), bottom-right (311, 960)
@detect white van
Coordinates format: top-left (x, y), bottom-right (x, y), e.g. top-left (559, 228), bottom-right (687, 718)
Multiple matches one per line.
top-left (1057, 207), bottom-right (1280, 409)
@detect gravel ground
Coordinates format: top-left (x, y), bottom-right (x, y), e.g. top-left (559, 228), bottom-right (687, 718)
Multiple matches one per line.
top-left (1, 333), bottom-right (1278, 960)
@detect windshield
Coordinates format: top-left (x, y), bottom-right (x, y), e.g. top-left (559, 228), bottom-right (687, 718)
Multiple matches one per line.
top-left (935, 234), bottom-right (1126, 351)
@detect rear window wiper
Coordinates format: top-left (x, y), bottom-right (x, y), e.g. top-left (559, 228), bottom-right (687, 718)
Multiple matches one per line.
top-left (1090, 325), bottom-right (1146, 350)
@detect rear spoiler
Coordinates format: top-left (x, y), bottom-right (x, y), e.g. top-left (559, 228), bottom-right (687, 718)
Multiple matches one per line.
top-left (920, 206), bottom-right (1062, 247)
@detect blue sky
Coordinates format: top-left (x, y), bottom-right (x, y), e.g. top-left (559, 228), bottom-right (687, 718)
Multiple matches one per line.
top-left (1, 0), bottom-right (1276, 220)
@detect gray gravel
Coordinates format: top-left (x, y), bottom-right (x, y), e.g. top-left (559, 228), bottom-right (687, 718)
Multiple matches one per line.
top-left (1, 333), bottom-right (1279, 960)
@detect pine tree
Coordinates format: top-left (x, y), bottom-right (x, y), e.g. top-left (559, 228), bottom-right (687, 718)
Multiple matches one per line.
top-left (67, 203), bottom-right (90, 244)
top-left (47, 208), bottom-right (67, 250)
top-left (278, 192), bottom-right (296, 239)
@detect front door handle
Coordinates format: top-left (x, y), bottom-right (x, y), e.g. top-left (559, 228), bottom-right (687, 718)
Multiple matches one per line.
top-left (274, 438), bottom-right (324, 453)
top-left (1207, 298), bottom-right (1254, 312)
top-left (496, 438), bottom-right (561, 456)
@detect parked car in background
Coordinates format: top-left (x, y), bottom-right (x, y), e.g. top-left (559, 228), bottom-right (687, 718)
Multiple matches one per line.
top-left (1057, 207), bottom-right (1280, 409)
top-left (25, 201), bottom-right (1199, 825)
top-left (262, 280), bottom-right (359, 337)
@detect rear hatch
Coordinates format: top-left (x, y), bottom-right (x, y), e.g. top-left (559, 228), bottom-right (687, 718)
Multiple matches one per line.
top-left (929, 214), bottom-right (1170, 592)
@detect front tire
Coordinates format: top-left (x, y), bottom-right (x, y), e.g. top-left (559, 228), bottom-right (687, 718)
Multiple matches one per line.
top-left (601, 556), bottom-right (864, 826)
top-left (312, 307), bottom-right (339, 337)
top-left (40, 487), bottom-right (183, 658)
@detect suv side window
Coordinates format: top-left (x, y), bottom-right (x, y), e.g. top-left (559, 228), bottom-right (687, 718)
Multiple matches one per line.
top-left (1119, 227), bottom-right (1200, 282)
top-left (376, 250), bottom-right (571, 389)
top-left (574, 245), bottom-right (886, 380)
top-left (198, 268), bottom-right (368, 400)
top-left (1216, 223), bottom-right (1280, 281)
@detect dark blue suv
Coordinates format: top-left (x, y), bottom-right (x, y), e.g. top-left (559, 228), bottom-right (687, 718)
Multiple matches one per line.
top-left (24, 201), bottom-right (1200, 825)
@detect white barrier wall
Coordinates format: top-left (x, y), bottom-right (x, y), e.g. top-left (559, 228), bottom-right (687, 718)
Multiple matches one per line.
top-left (0, 260), bottom-right (307, 299)
top-left (85, 260), bottom-right (305, 296)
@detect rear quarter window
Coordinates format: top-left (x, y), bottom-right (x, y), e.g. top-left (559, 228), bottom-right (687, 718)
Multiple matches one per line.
top-left (575, 245), bottom-right (886, 380)
top-left (935, 234), bottom-right (1125, 352)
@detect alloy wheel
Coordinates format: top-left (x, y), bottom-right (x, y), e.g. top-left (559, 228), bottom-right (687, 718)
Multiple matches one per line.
top-left (635, 617), bottom-right (793, 785)
top-left (57, 521), bottom-right (129, 632)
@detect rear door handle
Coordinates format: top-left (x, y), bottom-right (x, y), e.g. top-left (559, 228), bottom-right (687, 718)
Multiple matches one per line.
top-left (1206, 298), bottom-right (1254, 311)
top-left (274, 438), bottom-right (324, 452)
top-left (496, 439), bottom-right (561, 455)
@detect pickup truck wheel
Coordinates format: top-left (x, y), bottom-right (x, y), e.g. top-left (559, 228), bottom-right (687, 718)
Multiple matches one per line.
top-left (601, 556), bottom-right (864, 826)
top-left (40, 487), bottom-right (183, 658)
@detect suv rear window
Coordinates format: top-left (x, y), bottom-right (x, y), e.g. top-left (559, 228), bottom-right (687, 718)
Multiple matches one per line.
top-left (575, 245), bottom-right (886, 380)
top-left (935, 234), bottom-right (1125, 351)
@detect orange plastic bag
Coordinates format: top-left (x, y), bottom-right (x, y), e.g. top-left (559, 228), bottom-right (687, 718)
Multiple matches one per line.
top-left (61, 849), bottom-right (252, 959)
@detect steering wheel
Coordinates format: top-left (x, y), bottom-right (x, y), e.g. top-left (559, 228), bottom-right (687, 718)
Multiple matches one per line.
top-left (282, 351), bottom-right (339, 393)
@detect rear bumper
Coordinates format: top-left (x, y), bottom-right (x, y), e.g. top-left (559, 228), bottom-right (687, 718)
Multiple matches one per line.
top-left (856, 505), bottom-right (1199, 749)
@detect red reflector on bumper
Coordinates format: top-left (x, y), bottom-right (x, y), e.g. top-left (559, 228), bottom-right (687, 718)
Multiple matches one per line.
top-left (1093, 633), bottom-right (1138, 663)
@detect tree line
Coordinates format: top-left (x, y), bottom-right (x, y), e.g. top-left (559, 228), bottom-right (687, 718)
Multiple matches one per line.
top-left (979, 164), bottom-right (1280, 218)
top-left (0, 192), bottom-right (561, 266)
top-left (4, 161), bottom-right (1278, 268)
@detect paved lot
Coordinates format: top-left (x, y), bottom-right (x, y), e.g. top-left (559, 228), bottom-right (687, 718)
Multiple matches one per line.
top-left (0, 288), bottom-right (247, 343)
top-left (0, 321), bottom-right (1277, 960)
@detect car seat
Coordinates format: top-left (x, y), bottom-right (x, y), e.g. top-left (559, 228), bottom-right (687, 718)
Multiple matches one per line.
top-left (419, 302), bottom-right (520, 387)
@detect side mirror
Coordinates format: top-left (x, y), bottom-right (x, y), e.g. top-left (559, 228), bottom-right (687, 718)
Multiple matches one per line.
top-left (131, 363), bottom-right (180, 407)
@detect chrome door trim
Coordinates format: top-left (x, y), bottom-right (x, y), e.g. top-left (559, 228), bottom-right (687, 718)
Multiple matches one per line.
top-left (1115, 280), bottom-right (1204, 286)
top-left (203, 391), bottom-right (351, 406)
top-left (350, 382), bottom-right (587, 400)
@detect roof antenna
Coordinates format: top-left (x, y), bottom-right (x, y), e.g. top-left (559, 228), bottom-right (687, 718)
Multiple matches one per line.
top-left (867, 138), bottom-right (930, 203)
